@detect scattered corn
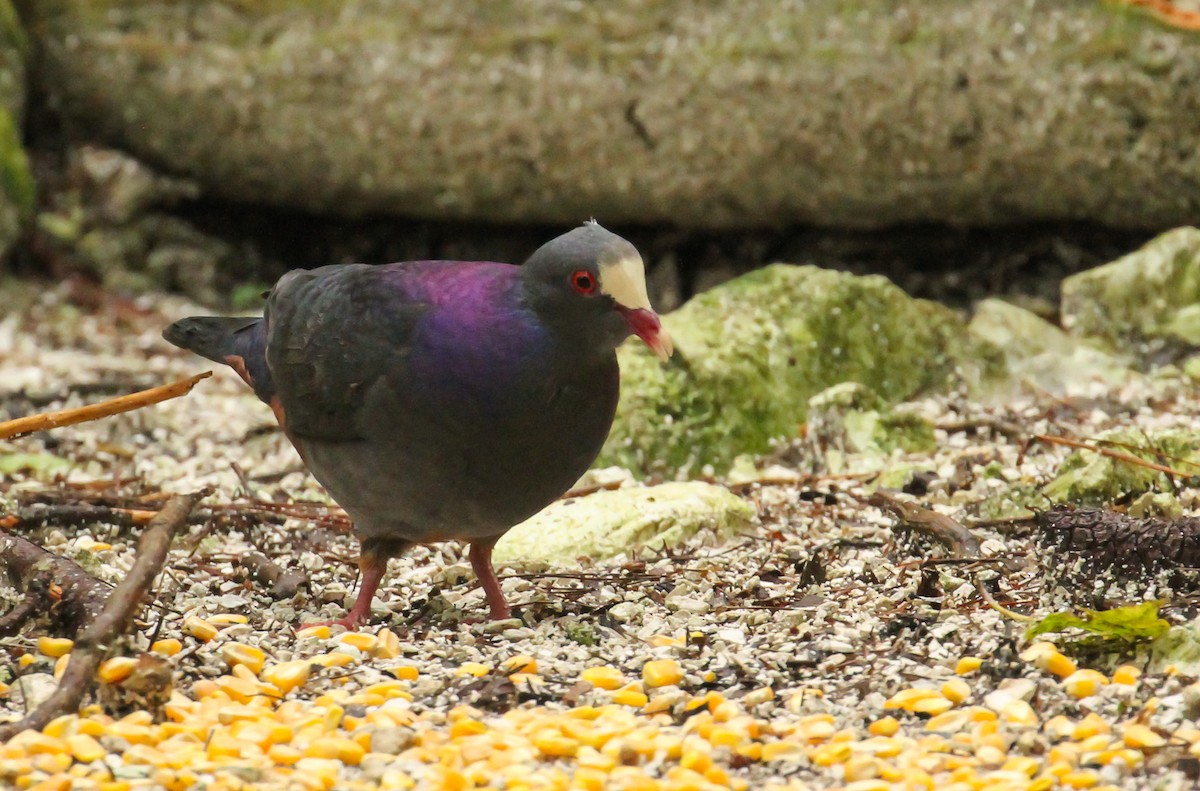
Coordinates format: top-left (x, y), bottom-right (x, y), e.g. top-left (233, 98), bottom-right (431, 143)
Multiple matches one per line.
top-left (955, 657), bottom-right (983, 675)
top-left (150, 638), bottom-right (183, 657)
top-left (1111, 665), bottom-right (1141, 686)
top-left (96, 656), bottom-right (138, 684)
top-left (1122, 723), bottom-right (1166, 750)
top-left (868, 717), bottom-right (900, 737)
top-left (581, 666), bottom-right (625, 691)
top-left (220, 642), bottom-right (267, 675)
top-left (182, 616), bottom-right (218, 641)
top-left (501, 655), bottom-right (538, 675)
top-left (37, 637), bottom-right (73, 658)
top-left (940, 678), bottom-right (970, 705)
top-left (1063, 670), bottom-right (1108, 699)
top-left (642, 659), bottom-right (683, 688)
top-left (455, 662), bottom-right (490, 677)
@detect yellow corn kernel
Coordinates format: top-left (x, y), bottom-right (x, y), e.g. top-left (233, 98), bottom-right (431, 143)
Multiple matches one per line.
top-left (65, 733), bottom-right (105, 763)
top-left (500, 655), bottom-right (538, 675)
top-left (18, 653), bottom-right (36, 669)
top-left (150, 639), bottom-right (182, 657)
top-left (295, 625), bottom-right (331, 639)
top-left (449, 718), bottom-right (486, 739)
top-left (911, 696), bottom-right (953, 716)
top-left (0, 681), bottom-right (9, 698)
top-left (955, 657), bottom-right (983, 675)
top-left (268, 744), bottom-right (302, 765)
top-left (1003, 756), bottom-right (1039, 777)
top-left (581, 666), bottom-right (625, 691)
top-left (679, 749), bottom-right (711, 773)
top-left (338, 632), bottom-right (378, 653)
top-left (262, 659), bottom-right (312, 694)
top-left (868, 716), bottom-right (900, 737)
top-left (760, 741), bottom-right (803, 761)
top-left (1002, 699), bottom-right (1038, 727)
top-left (373, 628), bottom-right (401, 659)
top-left (206, 613), bottom-right (248, 625)
top-left (648, 634), bottom-right (683, 647)
top-left (612, 688), bottom-right (648, 707)
top-left (743, 686), bottom-right (775, 706)
top-left (455, 662), bottom-right (490, 677)
top-left (305, 736), bottom-right (365, 765)
top-left (182, 616), bottom-right (217, 641)
top-left (883, 688), bottom-right (942, 711)
top-left (37, 637), bottom-right (74, 658)
top-left (940, 678), bottom-right (970, 705)
top-left (1063, 670), bottom-right (1108, 699)
top-left (53, 654), bottom-right (69, 680)
top-left (1111, 665), bottom-right (1141, 686)
top-left (1062, 770), bottom-right (1100, 788)
top-left (533, 730), bottom-right (578, 757)
top-left (642, 659), bottom-right (683, 688)
top-left (220, 643), bottom-right (267, 676)
top-left (1122, 723), bottom-right (1166, 749)
top-left (925, 711), bottom-right (970, 734)
top-left (810, 741), bottom-right (853, 766)
top-left (1046, 652), bottom-right (1078, 679)
top-left (391, 665), bottom-right (418, 681)
top-left (96, 656), bottom-right (138, 684)
top-left (1073, 713), bottom-right (1111, 740)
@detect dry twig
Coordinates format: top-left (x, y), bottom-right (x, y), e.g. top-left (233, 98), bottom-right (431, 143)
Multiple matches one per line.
top-left (0, 372), bottom-right (212, 441)
top-left (0, 490), bottom-right (206, 741)
top-left (0, 531), bottom-right (112, 632)
top-left (1031, 433), bottom-right (1198, 479)
top-left (868, 492), bottom-right (982, 557)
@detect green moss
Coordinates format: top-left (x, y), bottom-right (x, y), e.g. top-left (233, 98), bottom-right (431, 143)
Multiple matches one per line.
top-left (0, 107), bottom-right (32, 216)
top-left (1061, 227), bottom-right (1200, 355)
top-left (1042, 428), bottom-right (1200, 506)
top-left (602, 264), bottom-right (1005, 475)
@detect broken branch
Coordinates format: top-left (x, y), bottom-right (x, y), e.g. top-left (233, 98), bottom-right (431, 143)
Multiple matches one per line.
top-left (0, 372), bottom-right (212, 441)
top-left (0, 490), bottom-right (206, 741)
top-left (868, 491), bottom-right (982, 557)
top-left (0, 531), bottom-right (112, 631)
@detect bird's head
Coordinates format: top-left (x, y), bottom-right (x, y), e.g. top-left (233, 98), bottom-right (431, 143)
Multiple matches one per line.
top-left (522, 221), bottom-right (674, 361)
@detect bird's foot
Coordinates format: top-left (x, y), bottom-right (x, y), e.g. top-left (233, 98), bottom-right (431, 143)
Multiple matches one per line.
top-left (298, 614), bottom-right (369, 633)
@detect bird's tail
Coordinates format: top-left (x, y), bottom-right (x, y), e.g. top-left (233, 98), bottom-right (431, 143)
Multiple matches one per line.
top-left (163, 316), bottom-right (274, 403)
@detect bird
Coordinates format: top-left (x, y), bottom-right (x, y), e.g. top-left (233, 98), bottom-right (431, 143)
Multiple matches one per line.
top-left (163, 221), bottom-right (673, 629)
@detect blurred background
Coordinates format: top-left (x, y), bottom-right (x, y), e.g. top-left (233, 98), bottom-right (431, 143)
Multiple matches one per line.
top-left (3, 0), bottom-right (1198, 313)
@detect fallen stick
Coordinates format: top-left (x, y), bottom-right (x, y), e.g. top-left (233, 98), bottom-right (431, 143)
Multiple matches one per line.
top-left (0, 372), bottom-right (212, 441)
top-left (868, 492), bottom-right (982, 558)
top-left (0, 531), bottom-right (112, 631)
top-left (0, 490), bottom-right (206, 741)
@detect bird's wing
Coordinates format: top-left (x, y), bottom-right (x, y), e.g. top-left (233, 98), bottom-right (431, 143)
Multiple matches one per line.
top-left (264, 263), bottom-right (430, 441)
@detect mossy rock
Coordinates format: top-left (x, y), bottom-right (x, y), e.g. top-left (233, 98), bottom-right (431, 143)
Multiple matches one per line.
top-left (494, 482), bottom-right (752, 566)
top-left (600, 264), bottom-right (1006, 476)
top-left (0, 0), bottom-right (29, 262)
top-left (968, 298), bottom-right (1132, 392)
top-left (1042, 428), bottom-right (1200, 506)
top-left (1060, 227), bottom-right (1200, 356)
top-left (22, 2), bottom-right (1200, 229)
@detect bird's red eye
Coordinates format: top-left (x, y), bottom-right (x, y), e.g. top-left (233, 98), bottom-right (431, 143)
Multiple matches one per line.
top-left (571, 270), bottom-right (597, 295)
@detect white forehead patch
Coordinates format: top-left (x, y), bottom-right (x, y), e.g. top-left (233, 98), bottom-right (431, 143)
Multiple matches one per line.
top-left (598, 255), bottom-right (652, 311)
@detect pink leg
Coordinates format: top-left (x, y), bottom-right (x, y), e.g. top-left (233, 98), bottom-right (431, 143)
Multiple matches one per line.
top-left (469, 538), bottom-right (511, 620)
top-left (302, 538), bottom-right (407, 630)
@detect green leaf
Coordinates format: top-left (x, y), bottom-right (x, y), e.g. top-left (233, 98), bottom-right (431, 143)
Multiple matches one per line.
top-left (1026, 600), bottom-right (1170, 644)
top-left (0, 453), bottom-right (71, 476)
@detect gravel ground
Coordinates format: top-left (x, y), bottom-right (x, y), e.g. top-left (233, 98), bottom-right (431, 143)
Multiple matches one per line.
top-left (2, 279), bottom-right (1199, 791)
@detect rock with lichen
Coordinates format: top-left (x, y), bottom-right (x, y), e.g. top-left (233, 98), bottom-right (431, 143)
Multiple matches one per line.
top-left (19, 1), bottom-right (1200, 230)
top-left (1061, 227), bottom-right (1200, 358)
top-left (1042, 427), bottom-right (1200, 507)
top-left (494, 482), bottom-right (753, 565)
top-left (600, 264), bottom-right (1004, 476)
top-left (803, 382), bottom-right (936, 474)
top-left (0, 0), bottom-right (30, 263)
top-left (967, 298), bottom-right (1134, 393)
